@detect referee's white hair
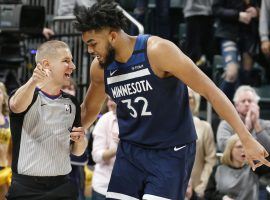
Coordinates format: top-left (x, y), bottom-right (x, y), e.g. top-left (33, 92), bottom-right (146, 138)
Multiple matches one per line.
top-left (233, 85), bottom-right (260, 104)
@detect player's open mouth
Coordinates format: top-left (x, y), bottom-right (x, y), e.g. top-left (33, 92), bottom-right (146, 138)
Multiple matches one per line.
top-left (241, 154), bottom-right (246, 158)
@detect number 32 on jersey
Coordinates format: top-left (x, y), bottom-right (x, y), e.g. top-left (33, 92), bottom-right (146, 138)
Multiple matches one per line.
top-left (121, 96), bottom-right (152, 118)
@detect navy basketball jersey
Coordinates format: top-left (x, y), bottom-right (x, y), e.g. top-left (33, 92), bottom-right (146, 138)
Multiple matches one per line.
top-left (104, 34), bottom-right (197, 148)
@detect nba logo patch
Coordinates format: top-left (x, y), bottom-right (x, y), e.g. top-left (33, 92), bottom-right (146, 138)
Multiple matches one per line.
top-left (64, 104), bottom-right (72, 114)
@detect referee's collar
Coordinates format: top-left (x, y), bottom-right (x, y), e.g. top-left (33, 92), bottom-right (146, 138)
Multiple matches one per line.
top-left (36, 87), bottom-right (62, 99)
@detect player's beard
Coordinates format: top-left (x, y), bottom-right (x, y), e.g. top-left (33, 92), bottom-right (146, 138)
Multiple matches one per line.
top-left (99, 43), bottom-right (115, 69)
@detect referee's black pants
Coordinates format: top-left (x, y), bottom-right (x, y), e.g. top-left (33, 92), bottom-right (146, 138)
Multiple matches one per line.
top-left (6, 173), bottom-right (78, 200)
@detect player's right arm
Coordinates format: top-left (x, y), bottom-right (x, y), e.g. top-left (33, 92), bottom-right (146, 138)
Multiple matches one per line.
top-left (81, 58), bottom-right (107, 129)
top-left (9, 63), bottom-right (47, 113)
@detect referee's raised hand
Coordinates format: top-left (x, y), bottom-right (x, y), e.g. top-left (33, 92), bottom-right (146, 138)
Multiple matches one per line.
top-left (32, 63), bottom-right (51, 88)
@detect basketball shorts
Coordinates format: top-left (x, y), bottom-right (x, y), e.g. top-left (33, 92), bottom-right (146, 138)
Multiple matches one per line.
top-left (106, 140), bottom-right (196, 200)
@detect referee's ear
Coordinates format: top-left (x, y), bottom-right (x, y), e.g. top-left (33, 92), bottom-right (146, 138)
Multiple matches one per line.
top-left (41, 59), bottom-right (51, 70)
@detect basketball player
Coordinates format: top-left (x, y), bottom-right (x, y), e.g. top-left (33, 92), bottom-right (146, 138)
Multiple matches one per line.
top-left (7, 40), bottom-right (87, 200)
top-left (74, 2), bottom-right (270, 199)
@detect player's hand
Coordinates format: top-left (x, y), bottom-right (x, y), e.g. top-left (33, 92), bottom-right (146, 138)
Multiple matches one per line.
top-left (243, 136), bottom-right (270, 170)
top-left (70, 127), bottom-right (85, 143)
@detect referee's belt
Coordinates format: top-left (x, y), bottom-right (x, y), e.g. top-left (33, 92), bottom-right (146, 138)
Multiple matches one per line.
top-left (12, 173), bottom-right (69, 184)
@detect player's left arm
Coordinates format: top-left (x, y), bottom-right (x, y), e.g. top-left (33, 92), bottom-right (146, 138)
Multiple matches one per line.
top-left (147, 36), bottom-right (270, 169)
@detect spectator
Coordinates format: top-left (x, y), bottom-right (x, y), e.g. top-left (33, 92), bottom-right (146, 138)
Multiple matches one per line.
top-left (0, 82), bottom-right (12, 200)
top-left (259, 0), bottom-right (270, 57)
top-left (259, 0), bottom-right (270, 82)
top-left (131, 0), bottom-right (171, 39)
top-left (205, 134), bottom-right (259, 200)
top-left (183, 0), bottom-right (214, 68)
top-left (91, 97), bottom-right (118, 200)
top-left (0, 1), bottom-right (54, 94)
top-left (21, 0), bottom-right (55, 39)
top-left (84, 164), bottom-right (93, 199)
top-left (7, 40), bottom-right (87, 200)
top-left (56, 0), bottom-right (97, 16)
top-left (188, 88), bottom-right (216, 199)
top-left (216, 85), bottom-right (270, 200)
top-left (217, 85), bottom-right (270, 153)
top-left (212, 0), bottom-right (260, 100)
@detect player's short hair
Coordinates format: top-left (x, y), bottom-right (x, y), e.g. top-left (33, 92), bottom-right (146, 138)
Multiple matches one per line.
top-left (35, 40), bottom-right (69, 63)
top-left (74, 1), bottom-right (128, 32)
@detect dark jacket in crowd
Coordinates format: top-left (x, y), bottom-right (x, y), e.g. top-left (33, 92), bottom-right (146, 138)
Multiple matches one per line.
top-left (212, 0), bottom-right (259, 42)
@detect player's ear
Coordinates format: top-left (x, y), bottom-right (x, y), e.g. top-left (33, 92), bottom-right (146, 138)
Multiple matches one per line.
top-left (109, 31), bottom-right (118, 44)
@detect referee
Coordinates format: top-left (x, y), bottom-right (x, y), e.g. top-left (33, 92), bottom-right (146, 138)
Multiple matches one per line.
top-left (6, 40), bottom-right (87, 200)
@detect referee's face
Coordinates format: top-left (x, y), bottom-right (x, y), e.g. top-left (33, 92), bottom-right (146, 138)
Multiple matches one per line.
top-left (49, 48), bottom-right (76, 86)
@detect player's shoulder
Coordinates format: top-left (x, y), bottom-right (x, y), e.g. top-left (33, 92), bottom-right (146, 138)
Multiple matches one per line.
top-left (147, 36), bottom-right (175, 53)
top-left (147, 36), bottom-right (179, 63)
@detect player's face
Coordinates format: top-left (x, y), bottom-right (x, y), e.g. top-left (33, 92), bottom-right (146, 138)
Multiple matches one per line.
top-left (49, 48), bottom-right (76, 86)
top-left (82, 29), bottom-right (116, 69)
top-left (235, 91), bottom-right (256, 116)
top-left (231, 140), bottom-right (246, 166)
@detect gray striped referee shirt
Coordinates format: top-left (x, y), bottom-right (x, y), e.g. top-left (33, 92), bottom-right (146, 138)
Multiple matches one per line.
top-left (9, 89), bottom-right (81, 176)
